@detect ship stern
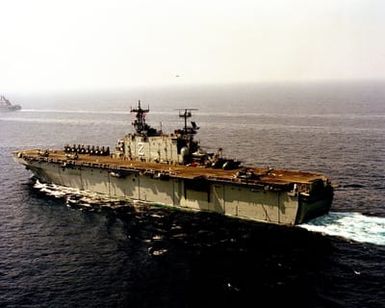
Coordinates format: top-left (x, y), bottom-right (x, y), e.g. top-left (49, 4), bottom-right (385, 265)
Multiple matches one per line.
top-left (295, 180), bottom-right (333, 224)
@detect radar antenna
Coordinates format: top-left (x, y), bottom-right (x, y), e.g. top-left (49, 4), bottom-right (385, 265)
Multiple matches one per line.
top-left (176, 108), bottom-right (199, 134)
top-left (130, 100), bottom-right (154, 135)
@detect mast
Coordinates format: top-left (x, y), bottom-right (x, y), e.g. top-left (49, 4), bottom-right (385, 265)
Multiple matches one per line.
top-left (177, 108), bottom-right (199, 135)
top-left (130, 100), bottom-right (159, 136)
top-left (130, 100), bottom-right (150, 134)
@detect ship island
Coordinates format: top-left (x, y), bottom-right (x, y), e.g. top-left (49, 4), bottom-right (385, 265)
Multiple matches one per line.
top-left (13, 101), bottom-right (333, 225)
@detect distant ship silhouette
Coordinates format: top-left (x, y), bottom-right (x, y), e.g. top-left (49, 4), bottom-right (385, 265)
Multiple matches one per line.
top-left (0, 95), bottom-right (21, 112)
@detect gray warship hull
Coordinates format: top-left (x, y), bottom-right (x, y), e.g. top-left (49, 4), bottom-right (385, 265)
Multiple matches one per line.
top-left (0, 105), bottom-right (21, 112)
top-left (14, 150), bottom-right (333, 225)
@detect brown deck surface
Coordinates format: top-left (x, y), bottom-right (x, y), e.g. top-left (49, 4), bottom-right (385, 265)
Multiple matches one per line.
top-left (17, 149), bottom-right (326, 185)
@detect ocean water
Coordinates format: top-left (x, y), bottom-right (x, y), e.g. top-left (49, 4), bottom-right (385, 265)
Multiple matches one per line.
top-left (1, 82), bottom-right (384, 307)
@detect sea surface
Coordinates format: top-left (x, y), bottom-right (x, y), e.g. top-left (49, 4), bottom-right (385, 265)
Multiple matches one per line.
top-left (1, 82), bottom-right (384, 307)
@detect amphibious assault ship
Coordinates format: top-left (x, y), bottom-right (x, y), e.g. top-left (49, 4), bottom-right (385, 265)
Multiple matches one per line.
top-left (13, 101), bottom-right (333, 225)
top-left (0, 95), bottom-right (21, 112)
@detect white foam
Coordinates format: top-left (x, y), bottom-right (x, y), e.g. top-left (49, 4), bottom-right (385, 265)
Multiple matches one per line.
top-left (34, 180), bottom-right (121, 207)
top-left (300, 212), bottom-right (385, 246)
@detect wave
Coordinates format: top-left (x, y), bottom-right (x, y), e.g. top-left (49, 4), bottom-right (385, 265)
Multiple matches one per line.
top-left (33, 180), bottom-right (128, 209)
top-left (21, 109), bottom-right (132, 115)
top-left (16, 108), bottom-right (385, 119)
top-left (0, 116), bottom-right (126, 126)
top-left (300, 212), bottom-right (385, 246)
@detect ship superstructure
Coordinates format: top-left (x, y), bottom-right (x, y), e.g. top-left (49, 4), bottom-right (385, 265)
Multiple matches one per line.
top-left (0, 95), bottom-right (21, 112)
top-left (13, 101), bottom-right (333, 225)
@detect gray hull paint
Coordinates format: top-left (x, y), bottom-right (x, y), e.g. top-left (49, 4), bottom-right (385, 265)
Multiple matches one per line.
top-left (18, 158), bottom-right (310, 225)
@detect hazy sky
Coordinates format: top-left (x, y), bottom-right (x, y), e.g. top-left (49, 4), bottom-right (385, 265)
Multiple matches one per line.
top-left (1, 0), bottom-right (385, 92)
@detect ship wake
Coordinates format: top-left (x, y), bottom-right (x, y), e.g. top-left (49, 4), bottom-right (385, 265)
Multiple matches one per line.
top-left (33, 180), bottom-right (130, 210)
top-left (300, 212), bottom-right (385, 246)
